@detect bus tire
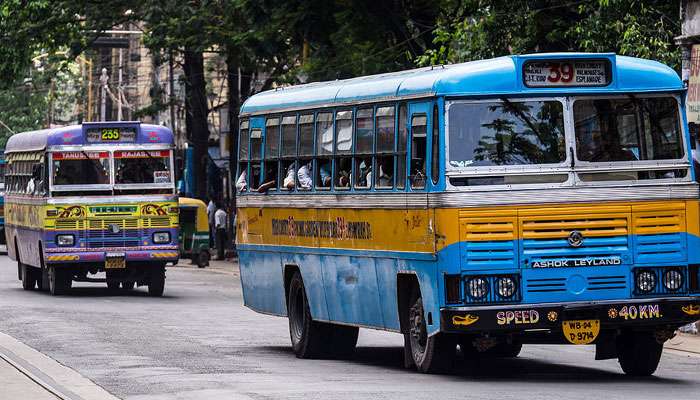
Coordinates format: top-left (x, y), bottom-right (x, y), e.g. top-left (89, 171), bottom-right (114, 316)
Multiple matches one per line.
top-left (328, 324), bottom-right (359, 358)
top-left (121, 281), bottom-right (136, 291)
top-left (617, 331), bottom-right (663, 376)
top-left (406, 288), bottom-right (455, 373)
top-left (287, 271), bottom-right (327, 359)
top-left (148, 265), bottom-right (166, 297)
top-left (48, 267), bottom-right (71, 296)
top-left (20, 263), bottom-right (37, 290)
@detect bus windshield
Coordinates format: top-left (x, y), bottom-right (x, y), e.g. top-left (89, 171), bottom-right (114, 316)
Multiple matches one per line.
top-left (574, 96), bottom-right (683, 162)
top-left (52, 151), bottom-right (110, 186)
top-left (115, 150), bottom-right (172, 185)
top-left (448, 100), bottom-right (566, 168)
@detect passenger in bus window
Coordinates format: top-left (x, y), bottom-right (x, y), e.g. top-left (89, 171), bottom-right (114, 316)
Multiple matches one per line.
top-left (319, 161), bottom-right (332, 187)
top-left (257, 165), bottom-right (277, 193)
top-left (357, 159), bottom-right (371, 188)
top-left (283, 163), bottom-right (295, 190)
top-left (235, 170), bottom-right (247, 192)
top-left (411, 158), bottom-right (426, 188)
top-left (297, 161), bottom-right (313, 189)
top-left (376, 157), bottom-right (393, 188)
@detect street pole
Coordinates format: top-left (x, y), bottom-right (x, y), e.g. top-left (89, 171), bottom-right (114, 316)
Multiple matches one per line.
top-left (100, 68), bottom-right (109, 121)
top-left (169, 50), bottom-right (176, 139)
top-left (117, 48), bottom-right (123, 121)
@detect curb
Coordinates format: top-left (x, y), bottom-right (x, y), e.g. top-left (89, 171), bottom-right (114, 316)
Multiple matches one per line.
top-left (0, 332), bottom-right (120, 400)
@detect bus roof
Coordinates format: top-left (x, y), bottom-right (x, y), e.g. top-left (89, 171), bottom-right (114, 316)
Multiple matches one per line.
top-left (240, 53), bottom-right (683, 116)
top-left (5, 122), bottom-right (174, 153)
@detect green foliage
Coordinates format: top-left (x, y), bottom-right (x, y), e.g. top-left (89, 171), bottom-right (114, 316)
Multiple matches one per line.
top-left (416, 0), bottom-right (681, 70)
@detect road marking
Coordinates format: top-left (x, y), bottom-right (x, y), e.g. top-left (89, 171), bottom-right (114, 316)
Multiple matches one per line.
top-left (0, 332), bottom-right (119, 400)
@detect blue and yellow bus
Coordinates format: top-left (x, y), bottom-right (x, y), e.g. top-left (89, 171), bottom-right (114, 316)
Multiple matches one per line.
top-left (4, 122), bottom-right (179, 296)
top-left (235, 53), bottom-right (700, 376)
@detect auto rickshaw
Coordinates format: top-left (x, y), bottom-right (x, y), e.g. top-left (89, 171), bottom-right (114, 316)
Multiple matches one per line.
top-left (178, 197), bottom-right (210, 268)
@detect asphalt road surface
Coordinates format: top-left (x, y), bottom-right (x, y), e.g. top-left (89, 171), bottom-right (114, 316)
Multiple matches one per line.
top-left (1, 256), bottom-right (699, 400)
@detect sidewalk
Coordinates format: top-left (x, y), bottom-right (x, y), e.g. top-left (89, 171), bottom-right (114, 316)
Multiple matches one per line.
top-left (173, 256), bottom-right (239, 276)
top-left (0, 332), bottom-right (119, 400)
top-left (0, 357), bottom-right (57, 400)
top-left (666, 332), bottom-right (700, 355)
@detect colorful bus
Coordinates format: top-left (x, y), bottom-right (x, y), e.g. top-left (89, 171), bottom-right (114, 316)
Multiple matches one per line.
top-left (235, 53), bottom-right (700, 376)
top-left (0, 150), bottom-right (6, 252)
top-left (4, 122), bottom-right (179, 296)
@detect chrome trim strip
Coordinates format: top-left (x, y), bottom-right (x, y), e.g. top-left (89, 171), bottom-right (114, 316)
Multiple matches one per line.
top-left (235, 183), bottom-right (699, 209)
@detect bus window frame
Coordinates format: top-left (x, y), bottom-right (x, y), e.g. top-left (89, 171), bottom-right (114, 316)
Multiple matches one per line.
top-left (49, 150), bottom-right (114, 193)
top-left (112, 148), bottom-right (176, 191)
top-left (237, 119), bottom-right (250, 194)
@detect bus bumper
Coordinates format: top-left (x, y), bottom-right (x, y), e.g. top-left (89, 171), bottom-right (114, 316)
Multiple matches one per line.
top-left (441, 297), bottom-right (700, 334)
top-left (44, 247), bottom-right (179, 264)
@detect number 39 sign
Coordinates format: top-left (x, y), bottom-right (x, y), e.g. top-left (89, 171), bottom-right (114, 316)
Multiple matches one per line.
top-left (523, 60), bottom-right (609, 87)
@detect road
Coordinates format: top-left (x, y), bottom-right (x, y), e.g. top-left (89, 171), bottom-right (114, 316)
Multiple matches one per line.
top-left (1, 256), bottom-right (700, 400)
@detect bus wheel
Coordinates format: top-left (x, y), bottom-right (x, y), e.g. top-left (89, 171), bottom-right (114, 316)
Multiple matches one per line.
top-left (20, 263), bottom-right (37, 290)
top-left (48, 267), bottom-right (71, 296)
top-left (121, 281), bottom-right (136, 291)
top-left (287, 271), bottom-right (327, 358)
top-left (148, 265), bottom-right (166, 297)
top-left (617, 331), bottom-right (663, 376)
top-left (406, 289), bottom-right (455, 373)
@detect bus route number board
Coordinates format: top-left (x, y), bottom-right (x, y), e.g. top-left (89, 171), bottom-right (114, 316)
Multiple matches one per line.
top-left (86, 128), bottom-right (137, 143)
top-left (523, 60), bottom-right (609, 87)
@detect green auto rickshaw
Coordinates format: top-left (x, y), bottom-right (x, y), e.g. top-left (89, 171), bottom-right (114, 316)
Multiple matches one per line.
top-left (178, 197), bottom-right (211, 268)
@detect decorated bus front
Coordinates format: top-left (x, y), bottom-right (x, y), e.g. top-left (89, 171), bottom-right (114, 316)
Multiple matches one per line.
top-left (5, 122), bottom-right (178, 296)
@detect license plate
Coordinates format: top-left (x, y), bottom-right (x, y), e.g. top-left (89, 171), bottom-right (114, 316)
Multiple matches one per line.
top-left (105, 254), bottom-right (126, 269)
top-left (562, 319), bottom-right (600, 345)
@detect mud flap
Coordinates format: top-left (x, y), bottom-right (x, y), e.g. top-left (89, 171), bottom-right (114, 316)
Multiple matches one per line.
top-left (595, 332), bottom-right (618, 360)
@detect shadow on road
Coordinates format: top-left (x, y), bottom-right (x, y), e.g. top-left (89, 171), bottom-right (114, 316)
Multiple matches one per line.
top-left (259, 345), bottom-right (689, 384)
top-left (9, 286), bottom-right (180, 299)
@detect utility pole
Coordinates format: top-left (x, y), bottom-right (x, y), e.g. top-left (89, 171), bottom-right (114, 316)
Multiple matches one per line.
top-left (100, 68), bottom-right (109, 121)
top-left (169, 50), bottom-right (176, 140)
top-left (117, 48), bottom-right (123, 121)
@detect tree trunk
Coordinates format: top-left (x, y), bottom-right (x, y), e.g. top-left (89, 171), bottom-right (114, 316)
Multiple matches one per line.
top-left (184, 49), bottom-right (209, 200)
top-left (226, 51), bottom-right (253, 213)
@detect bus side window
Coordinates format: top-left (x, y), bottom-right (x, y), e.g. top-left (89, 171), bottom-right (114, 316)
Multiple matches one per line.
top-left (334, 110), bottom-right (353, 190)
top-left (237, 121), bottom-right (249, 193)
top-left (431, 104), bottom-right (440, 186)
top-left (354, 108), bottom-right (374, 189)
top-left (297, 114), bottom-right (314, 191)
top-left (249, 129), bottom-right (263, 190)
top-left (261, 117), bottom-right (281, 193)
top-left (314, 112), bottom-right (333, 190)
top-left (410, 114), bottom-right (427, 189)
top-left (375, 106), bottom-right (395, 189)
top-left (397, 104), bottom-right (407, 189)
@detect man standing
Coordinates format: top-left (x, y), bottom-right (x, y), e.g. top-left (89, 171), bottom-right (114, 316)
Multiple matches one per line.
top-left (214, 204), bottom-right (228, 260)
top-left (207, 197), bottom-right (216, 244)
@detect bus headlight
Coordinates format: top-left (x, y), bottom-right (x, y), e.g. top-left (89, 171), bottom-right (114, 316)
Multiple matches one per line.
top-left (496, 277), bottom-right (517, 298)
top-left (663, 269), bottom-right (683, 291)
top-left (636, 270), bottom-right (656, 293)
top-left (56, 234), bottom-right (75, 247)
top-left (467, 277), bottom-right (489, 300)
top-left (152, 232), bottom-right (171, 244)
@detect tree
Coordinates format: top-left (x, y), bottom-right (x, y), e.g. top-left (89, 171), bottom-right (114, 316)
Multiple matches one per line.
top-left (416, 0), bottom-right (681, 70)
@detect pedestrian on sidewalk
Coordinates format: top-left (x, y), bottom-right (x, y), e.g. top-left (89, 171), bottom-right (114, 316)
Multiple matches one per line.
top-left (207, 197), bottom-right (216, 244)
top-left (214, 203), bottom-right (228, 260)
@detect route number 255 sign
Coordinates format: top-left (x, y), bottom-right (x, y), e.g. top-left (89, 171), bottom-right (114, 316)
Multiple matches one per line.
top-left (523, 60), bottom-right (610, 87)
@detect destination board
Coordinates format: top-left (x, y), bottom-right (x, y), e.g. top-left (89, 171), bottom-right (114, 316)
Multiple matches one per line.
top-left (86, 127), bottom-right (137, 143)
top-left (523, 60), bottom-right (610, 87)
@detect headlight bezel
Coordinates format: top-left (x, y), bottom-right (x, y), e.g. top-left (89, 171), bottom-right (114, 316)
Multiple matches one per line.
top-left (663, 268), bottom-right (683, 292)
top-left (636, 270), bottom-right (657, 294)
top-left (466, 277), bottom-right (490, 300)
top-left (55, 234), bottom-right (75, 247)
top-left (152, 232), bottom-right (171, 244)
top-left (496, 276), bottom-right (517, 299)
